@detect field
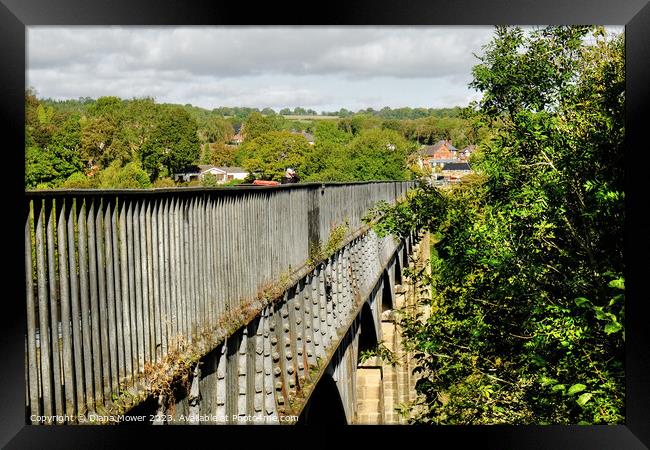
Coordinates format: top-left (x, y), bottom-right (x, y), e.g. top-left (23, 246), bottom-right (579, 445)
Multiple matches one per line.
top-left (281, 115), bottom-right (339, 121)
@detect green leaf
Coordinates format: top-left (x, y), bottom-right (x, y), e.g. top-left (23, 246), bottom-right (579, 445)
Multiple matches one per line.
top-left (574, 297), bottom-right (591, 308)
top-left (539, 375), bottom-right (556, 386)
top-left (609, 294), bottom-right (624, 306)
top-left (608, 278), bottom-right (624, 290)
top-left (568, 384), bottom-right (586, 396)
top-left (576, 392), bottom-right (593, 407)
top-left (593, 307), bottom-right (610, 321)
top-left (604, 321), bottom-right (622, 334)
top-left (551, 384), bottom-right (566, 392)
top-left (530, 355), bottom-right (546, 367)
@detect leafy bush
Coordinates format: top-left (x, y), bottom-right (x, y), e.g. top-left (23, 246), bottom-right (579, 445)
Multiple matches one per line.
top-left (370, 27), bottom-right (624, 425)
top-left (152, 177), bottom-right (177, 188)
top-left (61, 171), bottom-right (96, 188)
top-left (201, 173), bottom-right (219, 187)
top-left (97, 161), bottom-right (152, 189)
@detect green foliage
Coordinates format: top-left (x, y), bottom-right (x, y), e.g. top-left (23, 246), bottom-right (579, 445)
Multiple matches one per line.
top-left (152, 177), bottom-right (177, 188)
top-left (220, 178), bottom-right (245, 187)
top-left (197, 116), bottom-right (234, 144)
top-left (80, 115), bottom-right (118, 166)
top-left (337, 113), bottom-right (381, 135)
top-left (61, 172), bottom-right (95, 189)
top-left (36, 104), bottom-right (54, 124)
top-left (301, 121), bottom-right (353, 182)
top-left (243, 111), bottom-right (285, 141)
top-left (25, 91), bottom-right (85, 188)
top-left (240, 131), bottom-right (310, 181)
top-left (26, 94), bottom-right (206, 188)
top-left (205, 142), bottom-right (238, 167)
top-left (25, 125), bottom-right (84, 189)
top-left (346, 128), bottom-right (414, 181)
top-left (365, 182), bottom-right (444, 237)
top-left (201, 173), bottom-right (220, 188)
top-left (96, 161), bottom-right (152, 189)
top-left (307, 222), bottom-right (349, 267)
top-left (372, 27), bottom-right (624, 425)
top-left (25, 91), bottom-right (479, 187)
top-left (359, 341), bottom-right (399, 366)
top-left (140, 106), bottom-right (200, 179)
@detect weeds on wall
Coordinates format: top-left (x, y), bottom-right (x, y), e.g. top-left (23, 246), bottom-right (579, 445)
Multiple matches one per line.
top-left (307, 221), bottom-right (349, 268)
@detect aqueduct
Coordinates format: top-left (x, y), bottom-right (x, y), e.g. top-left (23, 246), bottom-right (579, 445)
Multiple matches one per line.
top-left (24, 181), bottom-right (428, 424)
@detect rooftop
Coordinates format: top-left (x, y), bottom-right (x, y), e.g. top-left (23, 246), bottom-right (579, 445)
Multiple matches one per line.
top-left (442, 162), bottom-right (471, 171)
top-left (420, 140), bottom-right (458, 156)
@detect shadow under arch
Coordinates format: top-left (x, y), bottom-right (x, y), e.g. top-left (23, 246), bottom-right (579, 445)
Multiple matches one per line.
top-left (358, 301), bottom-right (379, 363)
top-left (381, 269), bottom-right (393, 313)
top-left (401, 243), bottom-right (409, 275)
top-left (297, 373), bottom-right (347, 425)
top-left (394, 252), bottom-right (403, 286)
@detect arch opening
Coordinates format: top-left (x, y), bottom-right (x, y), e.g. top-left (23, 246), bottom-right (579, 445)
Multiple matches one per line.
top-left (297, 374), bottom-right (347, 425)
top-left (358, 302), bottom-right (379, 364)
top-left (394, 255), bottom-right (403, 286)
top-left (380, 270), bottom-right (393, 313)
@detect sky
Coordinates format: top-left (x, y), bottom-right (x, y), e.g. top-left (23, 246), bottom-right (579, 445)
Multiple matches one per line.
top-left (25, 26), bottom-right (620, 113)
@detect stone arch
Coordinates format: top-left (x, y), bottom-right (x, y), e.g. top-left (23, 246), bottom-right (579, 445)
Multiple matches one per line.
top-left (401, 241), bottom-right (409, 274)
top-left (394, 253), bottom-right (403, 286)
top-left (357, 301), bottom-right (379, 363)
top-left (380, 270), bottom-right (393, 313)
top-left (297, 374), bottom-right (347, 425)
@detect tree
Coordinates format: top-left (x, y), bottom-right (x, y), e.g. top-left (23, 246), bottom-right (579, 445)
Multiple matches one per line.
top-left (198, 116), bottom-right (234, 144)
top-left (61, 172), bottom-right (95, 189)
top-left (25, 93), bottom-right (84, 188)
top-left (370, 26), bottom-right (624, 425)
top-left (301, 121), bottom-right (353, 181)
top-left (206, 142), bottom-right (238, 167)
top-left (89, 96), bottom-right (123, 116)
top-left (80, 115), bottom-right (117, 167)
top-left (302, 141), bottom-right (350, 182)
top-left (96, 160), bottom-right (152, 188)
top-left (338, 113), bottom-right (381, 135)
top-left (346, 128), bottom-right (412, 181)
top-left (243, 111), bottom-right (284, 141)
top-left (140, 106), bottom-right (200, 180)
top-left (240, 131), bottom-right (310, 181)
top-left (118, 97), bottom-right (160, 163)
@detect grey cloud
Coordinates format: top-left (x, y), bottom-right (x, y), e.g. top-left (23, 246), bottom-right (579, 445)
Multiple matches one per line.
top-left (29, 26), bottom-right (494, 79)
top-left (27, 26), bottom-right (500, 109)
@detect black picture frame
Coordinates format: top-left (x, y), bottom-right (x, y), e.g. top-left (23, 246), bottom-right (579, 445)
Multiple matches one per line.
top-left (1, 1), bottom-right (648, 448)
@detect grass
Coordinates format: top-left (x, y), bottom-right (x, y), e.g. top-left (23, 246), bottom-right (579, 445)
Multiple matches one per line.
top-left (307, 221), bottom-right (349, 268)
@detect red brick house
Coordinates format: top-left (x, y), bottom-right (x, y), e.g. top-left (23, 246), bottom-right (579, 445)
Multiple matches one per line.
top-left (418, 140), bottom-right (459, 169)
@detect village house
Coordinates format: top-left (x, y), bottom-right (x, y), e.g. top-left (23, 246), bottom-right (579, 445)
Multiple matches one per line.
top-left (174, 165), bottom-right (249, 183)
top-left (440, 161), bottom-right (472, 182)
top-left (418, 139), bottom-right (459, 170)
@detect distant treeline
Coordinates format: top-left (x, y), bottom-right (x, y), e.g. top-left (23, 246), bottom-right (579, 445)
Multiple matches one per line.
top-left (40, 97), bottom-right (464, 121)
top-left (27, 91), bottom-right (485, 189)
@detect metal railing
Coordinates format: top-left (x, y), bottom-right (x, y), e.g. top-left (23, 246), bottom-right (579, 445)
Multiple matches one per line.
top-left (24, 181), bottom-right (415, 421)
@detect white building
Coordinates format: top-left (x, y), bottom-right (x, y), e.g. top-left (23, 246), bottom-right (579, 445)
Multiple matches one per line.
top-left (174, 165), bottom-right (249, 183)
